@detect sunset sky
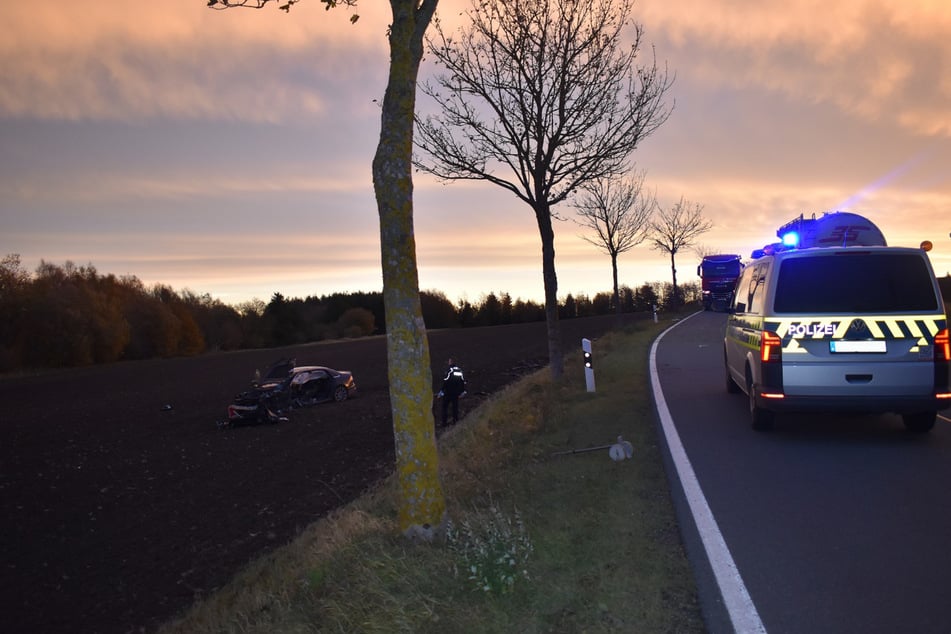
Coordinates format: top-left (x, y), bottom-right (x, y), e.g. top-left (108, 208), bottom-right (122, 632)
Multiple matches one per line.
top-left (2, 0), bottom-right (949, 306)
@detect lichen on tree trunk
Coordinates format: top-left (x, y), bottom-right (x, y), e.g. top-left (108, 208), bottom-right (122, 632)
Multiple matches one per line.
top-left (372, 0), bottom-right (445, 540)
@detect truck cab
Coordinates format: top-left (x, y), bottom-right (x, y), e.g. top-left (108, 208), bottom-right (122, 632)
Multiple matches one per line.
top-left (698, 254), bottom-right (743, 311)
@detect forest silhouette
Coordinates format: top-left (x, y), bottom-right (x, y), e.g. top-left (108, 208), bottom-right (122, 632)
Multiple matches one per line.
top-left (0, 254), bottom-right (697, 371)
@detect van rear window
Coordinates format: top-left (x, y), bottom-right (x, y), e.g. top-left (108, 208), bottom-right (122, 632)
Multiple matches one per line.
top-left (774, 252), bottom-right (938, 313)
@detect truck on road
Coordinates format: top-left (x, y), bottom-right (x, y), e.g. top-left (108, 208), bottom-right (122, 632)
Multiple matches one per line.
top-left (697, 254), bottom-right (743, 311)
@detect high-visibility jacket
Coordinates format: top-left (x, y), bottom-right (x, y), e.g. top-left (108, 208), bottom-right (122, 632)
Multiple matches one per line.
top-left (441, 365), bottom-right (466, 396)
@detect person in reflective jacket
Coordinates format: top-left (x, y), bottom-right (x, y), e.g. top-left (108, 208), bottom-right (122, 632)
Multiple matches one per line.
top-left (438, 357), bottom-right (467, 425)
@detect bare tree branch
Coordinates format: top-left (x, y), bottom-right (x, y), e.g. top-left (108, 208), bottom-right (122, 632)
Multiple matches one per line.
top-left (207, 0), bottom-right (358, 20)
top-left (575, 171), bottom-right (655, 257)
top-left (417, 0), bottom-right (672, 206)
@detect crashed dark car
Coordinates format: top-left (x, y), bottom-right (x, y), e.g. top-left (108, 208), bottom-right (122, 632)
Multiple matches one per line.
top-left (225, 359), bottom-right (357, 425)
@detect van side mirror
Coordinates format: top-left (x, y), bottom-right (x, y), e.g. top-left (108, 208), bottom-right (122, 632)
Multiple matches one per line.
top-left (733, 302), bottom-right (746, 314)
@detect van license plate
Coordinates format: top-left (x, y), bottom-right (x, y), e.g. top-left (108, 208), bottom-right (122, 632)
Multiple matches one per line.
top-left (830, 340), bottom-right (886, 353)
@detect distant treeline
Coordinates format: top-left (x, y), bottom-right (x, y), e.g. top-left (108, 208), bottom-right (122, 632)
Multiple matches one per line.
top-left (0, 254), bottom-right (698, 371)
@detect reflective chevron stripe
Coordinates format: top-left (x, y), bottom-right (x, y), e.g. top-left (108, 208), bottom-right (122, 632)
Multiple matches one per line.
top-left (764, 316), bottom-right (947, 351)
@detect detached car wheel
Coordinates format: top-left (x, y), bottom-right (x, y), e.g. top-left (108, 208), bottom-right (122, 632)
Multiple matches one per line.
top-left (902, 412), bottom-right (936, 433)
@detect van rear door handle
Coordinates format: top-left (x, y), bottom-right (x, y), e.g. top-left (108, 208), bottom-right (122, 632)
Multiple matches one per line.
top-left (845, 374), bottom-right (873, 384)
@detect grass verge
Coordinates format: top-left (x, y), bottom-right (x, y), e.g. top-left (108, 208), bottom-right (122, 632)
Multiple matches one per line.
top-left (160, 318), bottom-right (704, 633)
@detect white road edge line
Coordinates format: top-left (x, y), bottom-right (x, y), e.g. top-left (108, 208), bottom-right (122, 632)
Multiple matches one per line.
top-left (940, 413), bottom-right (951, 424)
top-left (649, 313), bottom-right (767, 634)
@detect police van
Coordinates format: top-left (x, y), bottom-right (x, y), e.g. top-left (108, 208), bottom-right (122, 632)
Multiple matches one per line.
top-left (724, 211), bottom-right (950, 431)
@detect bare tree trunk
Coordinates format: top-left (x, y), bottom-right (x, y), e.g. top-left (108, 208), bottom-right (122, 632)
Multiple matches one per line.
top-left (372, 0), bottom-right (444, 540)
top-left (536, 203), bottom-right (563, 380)
top-left (611, 253), bottom-right (621, 317)
top-left (669, 251), bottom-right (679, 306)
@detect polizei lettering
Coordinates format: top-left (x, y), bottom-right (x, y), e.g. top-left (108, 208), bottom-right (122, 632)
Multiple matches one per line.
top-left (788, 322), bottom-right (838, 338)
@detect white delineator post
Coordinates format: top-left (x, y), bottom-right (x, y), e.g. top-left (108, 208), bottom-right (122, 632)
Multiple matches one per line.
top-left (582, 338), bottom-right (595, 393)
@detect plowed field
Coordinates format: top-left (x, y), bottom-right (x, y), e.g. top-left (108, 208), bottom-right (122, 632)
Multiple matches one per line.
top-left (2, 315), bottom-right (635, 633)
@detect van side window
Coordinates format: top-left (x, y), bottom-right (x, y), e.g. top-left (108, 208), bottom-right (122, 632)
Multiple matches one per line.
top-left (747, 264), bottom-right (768, 314)
top-left (732, 267), bottom-right (754, 313)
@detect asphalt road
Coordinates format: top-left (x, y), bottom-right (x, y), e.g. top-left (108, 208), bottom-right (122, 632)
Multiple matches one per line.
top-left (653, 310), bottom-right (951, 634)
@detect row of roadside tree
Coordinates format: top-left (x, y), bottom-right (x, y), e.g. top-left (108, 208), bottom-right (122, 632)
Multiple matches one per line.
top-left (0, 254), bottom-right (698, 372)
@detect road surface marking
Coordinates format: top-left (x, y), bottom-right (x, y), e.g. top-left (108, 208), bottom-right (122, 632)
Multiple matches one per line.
top-left (650, 312), bottom-right (767, 634)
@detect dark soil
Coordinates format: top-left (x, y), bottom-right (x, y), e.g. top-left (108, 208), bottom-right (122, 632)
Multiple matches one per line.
top-left (1, 315), bottom-right (635, 633)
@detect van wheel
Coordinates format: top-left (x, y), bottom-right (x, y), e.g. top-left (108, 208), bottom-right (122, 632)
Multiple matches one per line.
top-left (902, 412), bottom-right (936, 433)
top-left (747, 373), bottom-right (774, 431)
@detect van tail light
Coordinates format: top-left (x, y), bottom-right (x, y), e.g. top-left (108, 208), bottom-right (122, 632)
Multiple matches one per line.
top-left (936, 329), bottom-right (951, 400)
top-left (936, 329), bottom-right (950, 362)
top-left (761, 331), bottom-right (783, 363)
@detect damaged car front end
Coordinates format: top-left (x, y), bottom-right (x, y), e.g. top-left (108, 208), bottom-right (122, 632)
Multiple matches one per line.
top-left (222, 358), bottom-right (357, 427)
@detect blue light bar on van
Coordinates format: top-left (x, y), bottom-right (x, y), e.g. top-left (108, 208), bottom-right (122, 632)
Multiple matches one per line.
top-left (781, 231), bottom-right (800, 247)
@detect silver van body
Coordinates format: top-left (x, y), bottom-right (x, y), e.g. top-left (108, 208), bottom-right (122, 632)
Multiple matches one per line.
top-left (724, 246), bottom-right (950, 431)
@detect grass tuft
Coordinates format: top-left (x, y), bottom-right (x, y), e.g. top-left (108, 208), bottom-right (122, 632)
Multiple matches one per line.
top-left (446, 504), bottom-right (533, 595)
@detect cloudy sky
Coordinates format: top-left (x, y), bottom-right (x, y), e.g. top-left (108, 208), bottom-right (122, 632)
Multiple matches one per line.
top-left (2, 0), bottom-right (949, 306)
